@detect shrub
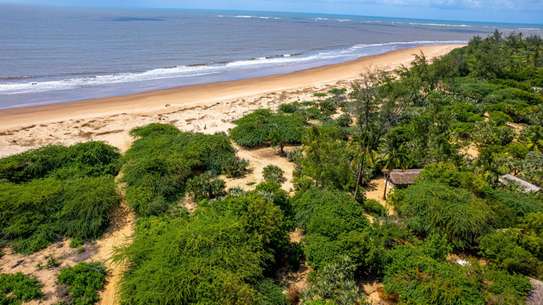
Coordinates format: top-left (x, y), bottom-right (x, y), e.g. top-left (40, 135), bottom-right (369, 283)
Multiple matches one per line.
top-left (485, 190), bottom-right (543, 227)
top-left (0, 141), bottom-right (122, 254)
top-left (293, 188), bottom-right (367, 238)
top-left (186, 173), bottom-right (226, 201)
top-left (335, 113), bottom-right (352, 127)
top-left (419, 163), bottom-right (490, 194)
top-left (292, 188), bottom-right (383, 274)
top-left (391, 181), bottom-right (494, 250)
top-left (0, 273), bottom-right (43, 305)
top-left (123, 125), bottom-right (240, 216)
top-left (319, 99), bottom-right (338, 115)
top-left (255, 279), bottom-right (288, 305)
top-left (230, 109), bottom-right (305, 150)
top-left (224, 158), bottom-right (250, 178)
top-left (262, 165), bottom-right (285, 184)
top-left (384, 241), bottom-right (531, 305)
top-left (60, 177), bottom-right (120, 241)
top-left (57, 262), bottom-right (107, 305)
top-left (489, 111), bottom-right (512, 125)
top-left (363, 199), bottom-right (387, 217)
top-left (479, 229), bottom-right (543, 277)
top-left (0, 176), bottom-right (119, 254)
top-left (302, 256), bottom-right (364, 305)
top-left (0, 142), bottom-right (121, 183)
top-left (117, 192), bottom-right (289, 305)
top-left (279, 102), bottom-right (300, 113)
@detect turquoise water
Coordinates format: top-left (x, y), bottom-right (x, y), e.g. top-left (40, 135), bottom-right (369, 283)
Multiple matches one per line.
top-left (1, 4), bottom-right (542, 108)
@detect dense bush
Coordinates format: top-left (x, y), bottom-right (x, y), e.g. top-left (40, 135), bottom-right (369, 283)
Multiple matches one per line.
top-left (0, 273), bottom-right (43, 305)
top-left (0, 142), bottom-right (121, 183)
top-left (296, 125), bottom-right (359, 192)
top-left (391, 181), bottom-right (494, 250)
top-left (255, 182), bottom-right (293, 223)
top-left (279, 102), bottom-right (300, 113)
top-left (124, 124), bottom-right (245, 216)
top-left (479, 229), bottom-right (543, 277)
top-left (384, 241), bottom-right (532, 305)
top-left (293, 188), bottom-right (384, 275)
top-left (117, 191), bottom-right (288, 305)
top-left (0, 142), bottom-right (121, 254)
top-left (186, 173), bottom-right (226, 201)
top-left (301, 257), bottom-right (363, 305)
top-left (230, 109), bottom-right (306, 151)
top-left (485, 190), bottom-right (543, 227)
top-left (57, 262), bottom-right (107, 305)
top-left (363, 199), bottom-right (388, 217)
top-left (262, 165), bottom-right (285, 184)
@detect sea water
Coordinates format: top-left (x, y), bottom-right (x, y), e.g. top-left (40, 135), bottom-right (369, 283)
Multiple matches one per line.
top-left (1, 4), bottom-right (542, 109)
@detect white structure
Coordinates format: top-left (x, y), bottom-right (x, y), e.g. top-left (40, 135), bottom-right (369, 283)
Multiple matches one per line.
top-left (499, 174), bottom-right (541, 193)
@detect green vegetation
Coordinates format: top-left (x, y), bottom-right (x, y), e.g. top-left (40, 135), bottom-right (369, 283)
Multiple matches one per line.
top-left (57, 262), bottom-right (107, 305)
top-left (0, 273), bottom-right (43, 305)
top-left (302, 257), bottom-right (363, 305)
top-left (2, 32), bottom-right (543, 305)
top-left (384, 239), bottom-right (532, 305)
top-left (186, 173), bottom-right (226, 201)
top-left (263, 165), bottom-right (286, 184)
top-left (230, 109), bottom-right (306, 154)
top-left (123, 124), bottom-right (246, 216)
top-left (116, 190), bottom-right (288, 305)
top-left (391, 181), bottom-right (493, 250)
top-left (0, 142), bottom-right (121, 253)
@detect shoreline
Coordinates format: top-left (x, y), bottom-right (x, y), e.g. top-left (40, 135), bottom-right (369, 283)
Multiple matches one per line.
top-left (0, 44), bottom-right (463, 129)
top-left (0, 44), bottom-right (464, 158)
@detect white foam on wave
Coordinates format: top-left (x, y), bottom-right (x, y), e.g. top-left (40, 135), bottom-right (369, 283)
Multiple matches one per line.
top-left (217, 15), bottom-right (281, 20)
top-left (0, 40), bottom-right (467, 95)
top-left (361, 20), bottom-right (472, 28)
top-left (408, 22), bottom-right (471, 28)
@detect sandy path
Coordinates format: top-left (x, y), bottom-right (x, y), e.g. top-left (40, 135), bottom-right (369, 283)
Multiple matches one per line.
top-left (95, 178), bottom-right (134, 305)
top-left (224, 146), bottom-right (296, 192)
top-left (365, 178), bottom-right (396, 216)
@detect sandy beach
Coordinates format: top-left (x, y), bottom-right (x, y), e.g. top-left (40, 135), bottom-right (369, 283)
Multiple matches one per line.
top-left (0, 44), bottom-right (463, 158)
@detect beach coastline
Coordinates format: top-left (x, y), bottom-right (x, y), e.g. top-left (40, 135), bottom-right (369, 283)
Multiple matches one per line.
top-left (0, 44), bottom-right (463, 157)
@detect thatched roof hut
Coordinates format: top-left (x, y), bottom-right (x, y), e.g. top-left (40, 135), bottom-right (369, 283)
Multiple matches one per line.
top-left (499, 174), bottom-right (541, 193)
top-left (388, 169), bottom-right (422, 187)
top-left (382, 169), bottom-right (423, 200)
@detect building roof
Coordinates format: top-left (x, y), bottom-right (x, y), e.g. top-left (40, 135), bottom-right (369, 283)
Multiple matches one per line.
top-left (388, 169), bottom-right (422, 186)
top-left (499, 174), bottom-right (541, 193)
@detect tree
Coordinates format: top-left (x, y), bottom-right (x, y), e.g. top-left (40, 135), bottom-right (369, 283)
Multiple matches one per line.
top-left (230, 110), bottom-right (305, 153)
top-left (298, 125), bottom-right (360, 193)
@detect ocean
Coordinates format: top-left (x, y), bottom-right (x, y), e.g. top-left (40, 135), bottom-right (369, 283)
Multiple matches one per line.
top-left (1, 4), bottom-right (542, 109)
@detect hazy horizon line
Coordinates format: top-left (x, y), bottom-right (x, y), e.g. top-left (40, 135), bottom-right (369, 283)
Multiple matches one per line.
top-left (2, 2), bottom-right (543, 26)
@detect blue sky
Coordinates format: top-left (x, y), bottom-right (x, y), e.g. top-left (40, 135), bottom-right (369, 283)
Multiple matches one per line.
top-left (2, 0), bottom-right (543, 24)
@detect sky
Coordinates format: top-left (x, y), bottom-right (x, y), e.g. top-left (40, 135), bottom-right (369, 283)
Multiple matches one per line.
top-left (2, 0), bottom-right (543, 24)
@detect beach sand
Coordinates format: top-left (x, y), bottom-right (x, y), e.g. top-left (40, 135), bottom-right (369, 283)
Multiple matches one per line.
top-left (0, 44), bottom-right (463, 158)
